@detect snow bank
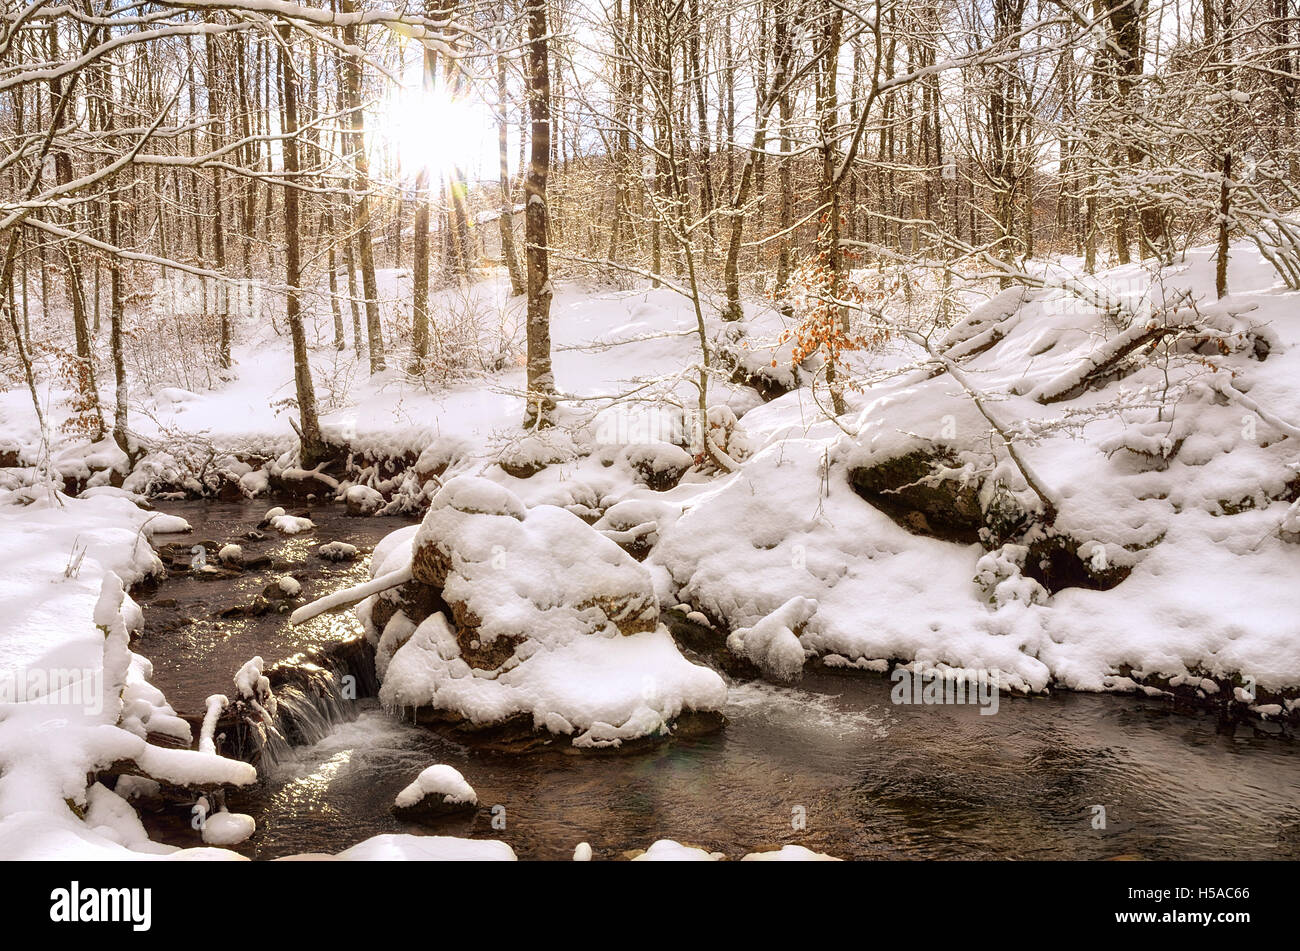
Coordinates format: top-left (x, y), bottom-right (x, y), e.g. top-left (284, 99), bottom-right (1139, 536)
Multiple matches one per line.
top-left (0, 489), bottom-right (256, 860)
top-left (654, 245), bottom-right (1300, 696)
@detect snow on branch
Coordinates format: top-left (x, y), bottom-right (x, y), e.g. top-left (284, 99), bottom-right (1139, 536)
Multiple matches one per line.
top-left (289, 565), bottom-right (413, 626)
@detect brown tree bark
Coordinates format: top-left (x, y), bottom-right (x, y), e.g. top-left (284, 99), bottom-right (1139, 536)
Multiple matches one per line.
top-left (341, 0), bottom-right (386, 372)
top-left (497, 6), bottom-right (526, 296)
top-left (523, 0), bottom-right (556, 427)
top-left (277, 24), bottom-right (326, 466)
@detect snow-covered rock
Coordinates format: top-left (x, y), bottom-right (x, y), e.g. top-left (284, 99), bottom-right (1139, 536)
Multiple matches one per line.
top-left (632, 839), bottom-right (725, 861)
top-left (741, 844), bottom-right (842, 861)
top-left (367, 476), bottom-right (727, 748)
top-left (726, 597), bottom-right (816, 683)
top-left (274, 575), bottom-right (301, 598)
top-left (344, 484), bottom-right (385, 516)
top-left (411, 476), bottom-right (660, 656)
top-left (262, 506), bottom-right (313, 535)
top-left (393, 764), bottom-right (477, 819)
top-left (325, 834), bottom-right (516, 861)
top-left (316, 541), bottom-right (358, 562)
top-left (200, 811), bottom-right (256, 846)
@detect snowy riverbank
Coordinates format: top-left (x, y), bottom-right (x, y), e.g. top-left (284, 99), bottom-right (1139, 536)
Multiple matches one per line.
top-left (2, 243), bottom-right (1298, 858)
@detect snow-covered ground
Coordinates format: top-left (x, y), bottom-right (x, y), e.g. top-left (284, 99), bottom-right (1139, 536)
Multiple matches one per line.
top-left (0, 489), bottom-right (256, 859)
top-left (1, 242), bottom-right (1297, 859)
top-left (0, 270), bottom-right (768, 482)
top-left (651, 245), bottom-right (1300, 700)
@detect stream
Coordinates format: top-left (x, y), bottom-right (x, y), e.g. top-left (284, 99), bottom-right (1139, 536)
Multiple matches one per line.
top-left (133, 499), bottom-right (1300, 861)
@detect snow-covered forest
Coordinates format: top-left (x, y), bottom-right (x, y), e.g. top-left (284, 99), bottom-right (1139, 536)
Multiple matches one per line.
top-left (0, 0), bottom-right (1298, 873)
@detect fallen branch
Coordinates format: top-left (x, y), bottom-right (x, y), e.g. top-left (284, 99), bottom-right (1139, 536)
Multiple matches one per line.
top-left (1212, 377), bottom-right (1300, 439)
top-left (913, 333), bottom-right (1061, 522)
top-left (1029, 321), bottom-right (1182, 405)
top-left (289, 564), bottom-right (412, 626)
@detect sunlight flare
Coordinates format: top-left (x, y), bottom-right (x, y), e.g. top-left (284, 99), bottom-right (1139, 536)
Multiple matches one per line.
top-left (378, 85), bottom-right (492, 181)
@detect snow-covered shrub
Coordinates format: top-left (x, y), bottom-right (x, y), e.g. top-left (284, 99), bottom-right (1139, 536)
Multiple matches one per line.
top-left (973, 544), bottom-right (1047, 607)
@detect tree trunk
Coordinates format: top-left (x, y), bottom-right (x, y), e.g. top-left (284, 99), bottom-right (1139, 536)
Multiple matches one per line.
top-left (497, 10), bottom-right (526, 296)
top-left (277, 24), bottom-right (325, 467)
top-left (341, 0), bottom-right (386, 372)
top-left (523, 0), bottom-right (556, 427)
top-left (326, 209), bottom-right (346, 351)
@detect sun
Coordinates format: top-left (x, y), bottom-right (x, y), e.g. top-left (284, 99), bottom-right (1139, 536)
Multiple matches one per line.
top-left (378, 85), bottom-right (493, 181)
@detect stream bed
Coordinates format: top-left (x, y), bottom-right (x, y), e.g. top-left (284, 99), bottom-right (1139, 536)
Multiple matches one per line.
top-left (133, 499), bottom-right (1300, 860)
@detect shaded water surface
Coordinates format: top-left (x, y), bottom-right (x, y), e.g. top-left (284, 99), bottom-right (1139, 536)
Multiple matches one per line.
top-left (138, 500), bottom-right (1300, 861)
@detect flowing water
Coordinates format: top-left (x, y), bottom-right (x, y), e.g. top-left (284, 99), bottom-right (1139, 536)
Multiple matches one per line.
top-left (135, 499), bottom-right (1300, 861)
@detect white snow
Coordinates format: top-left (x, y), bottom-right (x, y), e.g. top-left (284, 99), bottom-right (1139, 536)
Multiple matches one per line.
top-left (0, 490), bottom-right (258, 860)
top-left (632, 839), bottom-right (725, 861)
top-left (316, 541), bottom-right (358, 561)
top-left (647, 247), bottom-right (1300, 695)
top-left (378, 612), bottom-right (727, 748)
top-left (200, 811), bottom-right (256, 846)
top-left (233, 656), bottom-right (277, 721)
top-left (394, 764), bottom-right (477, 809)
top-left (320, 834), bottom-right (517, 861)
top-left (263, 507), bottom-right (314, 535)
top-left (199, 694), bottom-right (228, 755)
top-left (413, 477), bottom-right (661, 646)
top-left (740, 844), bottom-right (842, 861)
top-left (726, 597), bottom-right (817, 683)
top-left (344, 484), bottom-right (384, 513)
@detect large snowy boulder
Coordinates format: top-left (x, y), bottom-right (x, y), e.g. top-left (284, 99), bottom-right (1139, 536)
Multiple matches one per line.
top-left (411, 477), bottom-right (659, 667)
top-left (365, 476), bottom-right (727, 749)
top-left (847, 445), bottom-right (1028, 545)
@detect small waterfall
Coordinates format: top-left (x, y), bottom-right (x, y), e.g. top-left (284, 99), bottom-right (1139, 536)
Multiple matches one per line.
top-left (255, 669), bottom-right (351, 772)
top-left (223, 644), bottom-right (378, 774)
